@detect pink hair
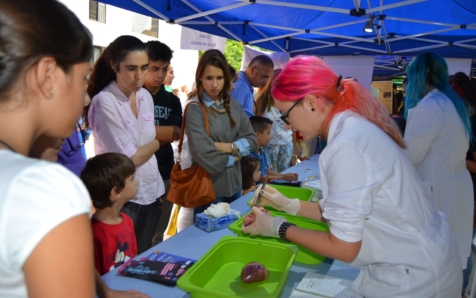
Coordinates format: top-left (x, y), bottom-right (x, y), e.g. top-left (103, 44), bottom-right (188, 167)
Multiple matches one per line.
top-left (271, 56), bottom-right (404, 148)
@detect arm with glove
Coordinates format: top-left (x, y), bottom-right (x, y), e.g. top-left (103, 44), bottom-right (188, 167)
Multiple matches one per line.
top-left (244, 186), bottom-right (362, 263)
top-left (251, 185), bottom-right (324, 221)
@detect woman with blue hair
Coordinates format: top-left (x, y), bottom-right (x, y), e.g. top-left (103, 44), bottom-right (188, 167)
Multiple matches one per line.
top-left (404, 52), bottom-right (473, 273)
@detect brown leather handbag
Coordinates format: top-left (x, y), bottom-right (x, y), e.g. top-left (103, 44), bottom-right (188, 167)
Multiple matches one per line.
top-left (166, 102), bottom-right (216, 208)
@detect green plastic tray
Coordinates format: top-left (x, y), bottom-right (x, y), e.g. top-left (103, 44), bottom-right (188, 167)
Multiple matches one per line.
top-left (177, 236), bottom-right (298, 298)
top-left (246, 185), bottom-right (316, 212)
top-left (229, 212), bottom-right (329, 265)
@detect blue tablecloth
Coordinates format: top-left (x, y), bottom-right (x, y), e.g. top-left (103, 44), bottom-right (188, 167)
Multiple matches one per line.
top-left (102, 154), bottom-right (360, 297)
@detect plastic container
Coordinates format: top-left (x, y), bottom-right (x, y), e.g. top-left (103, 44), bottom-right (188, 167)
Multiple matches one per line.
top-left (301, 175), bottom-right (322, 201)
top-left (247, 185), bottom-right (316, 211)
top-left (229, 212), bottom-right (329, 264)
top-left (177, 236), bottom-right (298, 298)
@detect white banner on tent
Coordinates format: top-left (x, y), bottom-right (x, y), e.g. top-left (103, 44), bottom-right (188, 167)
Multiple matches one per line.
top-left (241, 46), bottom-right (290, 71)
top-left (322, 56), bottom-right (374, 91)
top-left (180, 27), bottom-right (226, 52)
top-left (445, 58), bottom-right (472, 76)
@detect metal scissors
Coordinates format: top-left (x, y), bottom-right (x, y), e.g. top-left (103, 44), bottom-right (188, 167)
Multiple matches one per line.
top-left (254, 175), bottom-right (268, 206)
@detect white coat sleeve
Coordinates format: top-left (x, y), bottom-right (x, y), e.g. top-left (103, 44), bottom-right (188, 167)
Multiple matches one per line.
top-left (319, 143), bottom-right (383, 242)
top-left (403, 108), bottom-right (439, 166)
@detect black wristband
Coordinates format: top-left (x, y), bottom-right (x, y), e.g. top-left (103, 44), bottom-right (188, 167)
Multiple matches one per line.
top-left (278, 222), bottom-right (296, 242)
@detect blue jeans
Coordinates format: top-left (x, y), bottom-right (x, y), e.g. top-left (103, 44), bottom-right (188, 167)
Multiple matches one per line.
top-left (193, 190), bottom-right (242, 220)
top-left (121, 198), bottom-right (162, 254)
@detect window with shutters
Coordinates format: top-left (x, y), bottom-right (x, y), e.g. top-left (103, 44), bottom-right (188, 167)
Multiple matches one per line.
top-left (89, 1), bottom-right (106, 23)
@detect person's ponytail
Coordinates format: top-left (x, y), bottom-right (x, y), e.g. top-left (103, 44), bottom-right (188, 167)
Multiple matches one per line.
top-left (224, 95), bottom-right (237, 128)
top-left (337, 79), bottom-right (404, 147)
top-left (83, 48), bottom-right (116, 128)
top-left (83, 35), bottom-right (146, 128)
top-left (272, 56), bottom-right (404, 148)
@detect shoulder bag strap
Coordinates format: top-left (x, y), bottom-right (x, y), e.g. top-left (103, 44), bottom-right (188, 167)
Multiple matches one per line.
top-left (177, 101), bottom-right (210, 154)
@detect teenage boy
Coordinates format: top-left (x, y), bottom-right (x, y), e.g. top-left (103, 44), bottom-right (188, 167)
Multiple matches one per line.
top-left (81, 153), bottom-right (139, 276)
top-left (144, 41), bottom-right (183, 246)
top-left (249, 116), bottom-right (298, 182)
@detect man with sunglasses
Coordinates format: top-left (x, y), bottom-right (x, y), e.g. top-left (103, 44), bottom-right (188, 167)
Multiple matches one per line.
top-left (231, 55), bottom-right (274, 117)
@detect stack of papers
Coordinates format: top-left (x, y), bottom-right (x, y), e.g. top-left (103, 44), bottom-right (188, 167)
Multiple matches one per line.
top-left (290, 272), bottom-right (363, 298)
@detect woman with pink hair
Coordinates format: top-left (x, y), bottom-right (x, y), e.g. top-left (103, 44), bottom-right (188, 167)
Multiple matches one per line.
top-left (243, 56), bottom-right (462, 297)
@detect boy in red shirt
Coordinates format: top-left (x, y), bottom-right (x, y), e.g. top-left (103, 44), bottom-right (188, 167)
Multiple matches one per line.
top-left (81, 153), bottom-right (139, 275)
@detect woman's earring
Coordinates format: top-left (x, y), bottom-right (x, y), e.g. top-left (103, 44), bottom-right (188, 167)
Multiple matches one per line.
top-left (311, 108), bottom-right (315, 111)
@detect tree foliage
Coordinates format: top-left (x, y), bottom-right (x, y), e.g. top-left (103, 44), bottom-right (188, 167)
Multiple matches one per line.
top-left (224, 39), bottom-right (244, 71)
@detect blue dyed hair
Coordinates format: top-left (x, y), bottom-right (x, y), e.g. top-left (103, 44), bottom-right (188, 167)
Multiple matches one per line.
top-left (404, 52), bottom-right (472, 140)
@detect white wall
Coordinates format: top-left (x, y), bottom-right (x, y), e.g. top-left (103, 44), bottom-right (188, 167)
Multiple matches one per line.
top-left (159, 22), bottom-right (198, 92)
top-left (322, 56), bottom-right (374, 91)
top-left (59, 0), bottom-right (197, 90)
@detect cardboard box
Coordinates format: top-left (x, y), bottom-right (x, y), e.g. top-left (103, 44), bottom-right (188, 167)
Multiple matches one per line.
top-left (195, 209), bottom-right (241, 233)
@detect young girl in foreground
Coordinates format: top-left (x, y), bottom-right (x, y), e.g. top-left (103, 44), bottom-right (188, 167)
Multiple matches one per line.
top-left (241, 156), bottom-right (261, 195)
top-left (0, 0), bottom-right (94, 296)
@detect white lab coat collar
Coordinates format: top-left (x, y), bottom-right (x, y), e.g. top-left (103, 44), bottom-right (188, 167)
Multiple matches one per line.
top-left (326, 110), bottom-right (356, 144)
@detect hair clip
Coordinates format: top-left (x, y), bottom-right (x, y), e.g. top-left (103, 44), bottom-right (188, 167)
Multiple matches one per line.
top-left (336, 75), bottom-right (343, 91)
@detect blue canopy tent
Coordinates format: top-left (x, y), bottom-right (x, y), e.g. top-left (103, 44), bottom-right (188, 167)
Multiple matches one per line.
top-left (101, 0), bottom-right (476, 76)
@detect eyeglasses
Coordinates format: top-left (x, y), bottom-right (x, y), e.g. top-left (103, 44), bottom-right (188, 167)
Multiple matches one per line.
top-left (279, 99), bottom-right (301, 125)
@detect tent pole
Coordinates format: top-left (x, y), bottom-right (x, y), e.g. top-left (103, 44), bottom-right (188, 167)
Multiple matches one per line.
top-left (386, 16), bottom-right (458, 27)
top-left (292, 37), bottom-right (335, 46)
top-left (393, 43), bottom-right (448, 53)
top-left (132, 0), bottom-right (168, 20)
top-left (248, 31), bottom-right (305, 44)
top-left (243, 0), bottom-right (349, 14)
top-left (366, 0), bottom-right (427, 14)
top-left (290, 44), bottom-right (335, 54)
top-left (249, 24), bottom-right (286, 51)
top-left (180, 0), bottom-right (244, 42)
top-left (175, 2), bottom-right (252, 24)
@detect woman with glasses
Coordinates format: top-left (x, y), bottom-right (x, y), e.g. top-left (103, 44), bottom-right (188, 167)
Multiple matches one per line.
top-left (0, 0), bottom-right (94, 296)
top-left (243, 56), bottom-right (461, 297)
top-left (185, 49), bottom-right (257, 216)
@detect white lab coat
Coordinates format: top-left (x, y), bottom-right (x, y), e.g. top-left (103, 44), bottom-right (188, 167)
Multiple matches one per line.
top-left (404, 89), bottom-right (473, 269)
top-left (319, 111), bottom-right (462, 298)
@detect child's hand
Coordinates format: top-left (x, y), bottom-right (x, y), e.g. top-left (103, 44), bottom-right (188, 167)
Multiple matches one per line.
top-left (282, 173), bottom-right (298, 181)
